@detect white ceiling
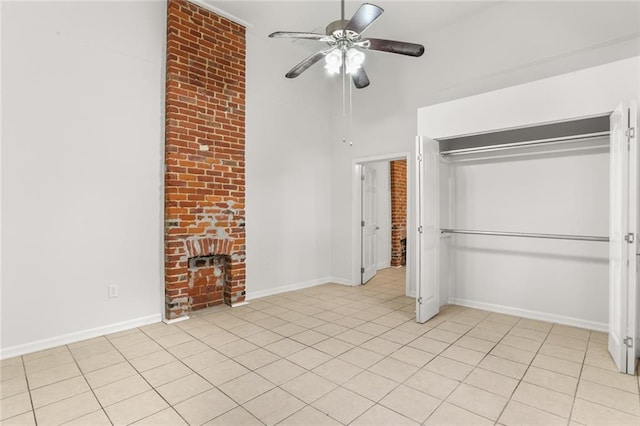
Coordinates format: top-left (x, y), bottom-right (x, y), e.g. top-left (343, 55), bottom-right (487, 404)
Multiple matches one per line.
top-left (205, 1), bottom-right (640, 106)
top-left (205, 1), bottom-right (501, 46)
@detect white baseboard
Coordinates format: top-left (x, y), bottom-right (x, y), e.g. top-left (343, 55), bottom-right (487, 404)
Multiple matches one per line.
top-left (163, 316), bottom-right (190, 325)
top-left (449, 297), bottom-right (607, 332)
top-left (246, 277), bottom-right (337, 301)
top-left (1, 314), bottom-right (162, 360)
top-left (376, 261), bottom-right (391, 270)
top-left (329, 277), bottom-right (354, 286)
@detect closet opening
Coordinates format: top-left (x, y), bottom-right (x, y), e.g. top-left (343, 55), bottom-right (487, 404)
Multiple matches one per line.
top-left (416, 102), bottom-right (639, 374)
top-left (427, 115), bottom-right (613, 324)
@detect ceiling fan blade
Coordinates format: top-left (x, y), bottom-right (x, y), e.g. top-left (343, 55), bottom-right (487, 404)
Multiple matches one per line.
top-left (351, 67), bottom-right (370, 89)
top-left (344, 3), bottom-right (384, 34)
top-left (285, 47), bottom-right (336, 79)
top-left (366, 38), bottom-right (425, 57)
top-left (269, 31), bottom-right (328, 41)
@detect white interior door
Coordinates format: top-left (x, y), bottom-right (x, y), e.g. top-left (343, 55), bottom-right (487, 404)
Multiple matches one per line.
top-left (361, 165), bottom-right (378, 284)
top-left (416, 136), bottom-right (440, 323)
top-left (609, 101), bottom-right (638, 374)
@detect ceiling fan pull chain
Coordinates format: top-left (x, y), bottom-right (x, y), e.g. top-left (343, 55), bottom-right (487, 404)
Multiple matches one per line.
top-left (349, 73), bottom-right (353, 125)
top-left (349, 75), bottom-right (354, 146)
top-left (342, 63), bottom-right (347, 117)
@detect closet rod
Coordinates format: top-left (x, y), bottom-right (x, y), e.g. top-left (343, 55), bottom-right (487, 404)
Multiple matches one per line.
top-left (440, 131), bottom-right (610, 156)
top-left (440, 228), bottom-right (609, 242)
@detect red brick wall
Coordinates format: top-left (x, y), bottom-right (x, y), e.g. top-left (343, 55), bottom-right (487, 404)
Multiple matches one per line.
top-left (164, 0), bottom-right (246, 319)
top-left (390, 160), bottom-right (407, 267)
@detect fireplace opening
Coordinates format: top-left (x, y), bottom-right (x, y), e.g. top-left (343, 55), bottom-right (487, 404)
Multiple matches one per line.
top-left (188, 255), bottom-right (227, 311)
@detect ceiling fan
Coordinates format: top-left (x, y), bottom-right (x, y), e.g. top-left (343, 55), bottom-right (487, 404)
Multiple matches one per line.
top-left (268, 1), bottom-right (425, 89)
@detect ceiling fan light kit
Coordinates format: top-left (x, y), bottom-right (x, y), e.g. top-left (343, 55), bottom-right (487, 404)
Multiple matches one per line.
top-left (269, 1), bottom-right (425, 89)
top-left (325, 47), bottom-right (365, 74)
top-left (325, 49), bottom-right (343, 74)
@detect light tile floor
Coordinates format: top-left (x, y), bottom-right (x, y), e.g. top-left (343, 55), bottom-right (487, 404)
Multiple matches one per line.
top-left (2, 267), bottom-right (640, 425)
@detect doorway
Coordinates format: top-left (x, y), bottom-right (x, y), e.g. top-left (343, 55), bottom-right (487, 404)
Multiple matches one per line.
top-left (352, 153), bottom-right (411, 295)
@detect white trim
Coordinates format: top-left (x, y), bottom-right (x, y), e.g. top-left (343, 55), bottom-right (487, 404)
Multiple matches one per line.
top-left (188, 0), bottom-right (253, 28)
top-left (1, 314), bottom-right (162, 360)
top-left (231, 301), bottom-right (250, 308)
top-left (163, 316), bottom-right (190, 325)
top-left (449, 297), bottom-right (607, 332)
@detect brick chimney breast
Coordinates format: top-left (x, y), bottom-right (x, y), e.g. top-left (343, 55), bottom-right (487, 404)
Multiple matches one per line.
top-left (164, 0), bottom-right (246, 320)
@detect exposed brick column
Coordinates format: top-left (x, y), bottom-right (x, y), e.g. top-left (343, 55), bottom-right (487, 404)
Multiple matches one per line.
top-left (390, 160), bottom-right (407, 267)
top-left (164, 0), bottom-right (246, 319)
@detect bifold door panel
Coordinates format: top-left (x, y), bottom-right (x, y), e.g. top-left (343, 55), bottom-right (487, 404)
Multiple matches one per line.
top-left (415, 136), bottom-right (440, 323)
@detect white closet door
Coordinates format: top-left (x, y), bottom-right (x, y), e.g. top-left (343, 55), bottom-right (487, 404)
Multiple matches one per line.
top-left (416, 136), bottom-right (440, 323)
top-left (609, 101), bottom-right (638, 374)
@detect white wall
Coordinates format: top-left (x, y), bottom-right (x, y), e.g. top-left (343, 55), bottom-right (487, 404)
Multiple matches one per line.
top-left (1, 1), bottom-right (166, 357)
top-left (419, 56), bottom-right (640, 330)
top-left (419, 57), bottom-right (640, 138)
top-left (244, 28), bottom-right (334, 299)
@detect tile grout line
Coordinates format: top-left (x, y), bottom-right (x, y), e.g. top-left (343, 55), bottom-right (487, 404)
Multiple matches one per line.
top-left (19, 354), bottom-right (38, 425)
top-left (109, 328), bottom-right (206, 424)
top-left (67, 341), bottom-right (116, 426)
top-left (132, 325), bottom-right (243, 425)
top-left (29, 342), bottom-right (115, 425)
top-left (567, 331), bottom-right (591, 425)
top-left (422, 310), bottom-right (522, 424)
top-left (491, 320), bottom-right (554, 424)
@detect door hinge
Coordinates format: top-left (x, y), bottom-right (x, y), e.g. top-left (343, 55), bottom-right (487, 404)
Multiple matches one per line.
top-left (361, 267), bottom-right (365, 274)
top-left (361, 220), bottom-right (365, 227)
top-left (417, 154), bottom-right (423, 162)
top-left (625, 233), bottom-right (635, 244)
top-left (418, 226), bottom-right (423, 234)
top-left (625, 127), bottom-right (635, 139)
top-left (624, 336), bottom-right (633, 348)
top-left (417, 297), bottom-right (423, 304)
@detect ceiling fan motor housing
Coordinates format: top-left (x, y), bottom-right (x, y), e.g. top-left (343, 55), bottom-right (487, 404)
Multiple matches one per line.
top-left (325, 19), bottom-right (348, 36)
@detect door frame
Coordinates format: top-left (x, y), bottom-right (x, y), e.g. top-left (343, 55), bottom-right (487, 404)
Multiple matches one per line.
top-left (351, 152), bottom-right (412, 295)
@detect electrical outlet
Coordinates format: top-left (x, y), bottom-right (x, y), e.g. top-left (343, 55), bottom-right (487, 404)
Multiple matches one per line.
top-left (108, 285), bottom-right (119, 298)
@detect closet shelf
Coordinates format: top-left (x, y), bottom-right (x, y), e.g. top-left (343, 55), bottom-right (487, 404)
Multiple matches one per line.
top-left (440, 131), bottom-right (610, 156)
